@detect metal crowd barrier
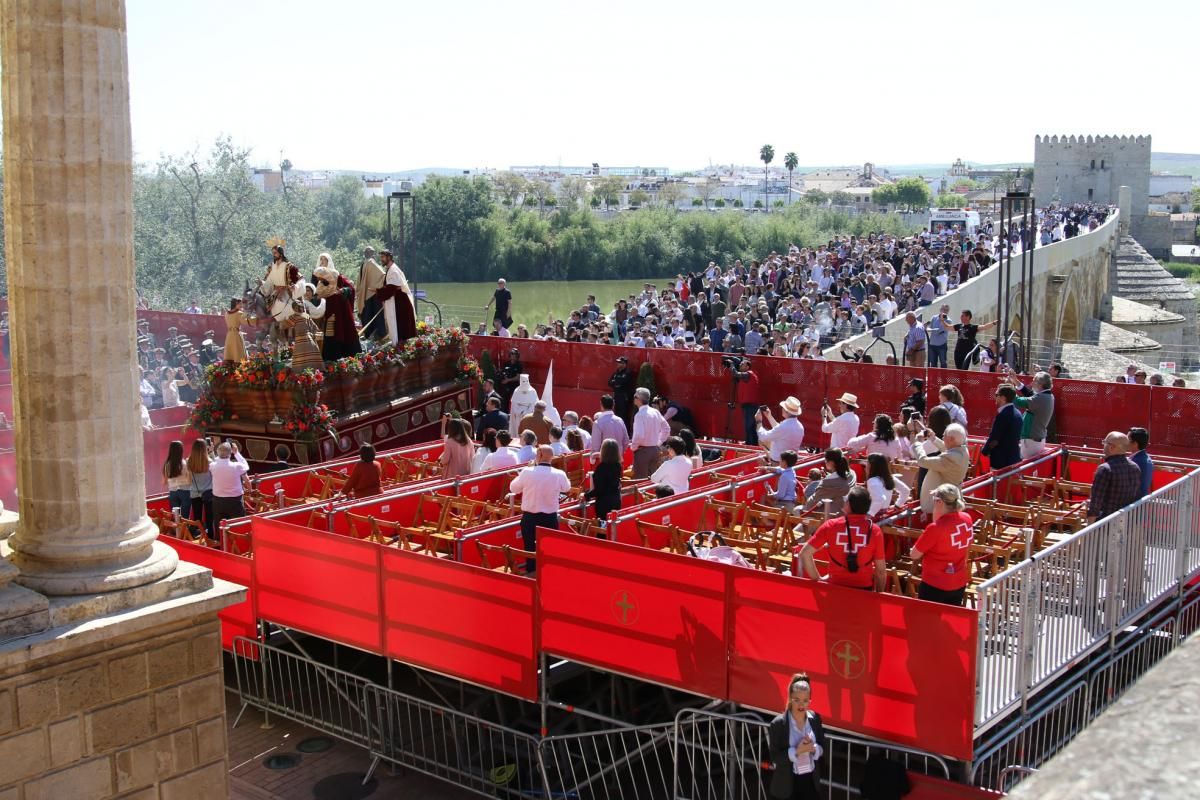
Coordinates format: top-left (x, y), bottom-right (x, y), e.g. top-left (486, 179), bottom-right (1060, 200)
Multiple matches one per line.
top-left (973, 468), bottom-right (1200, 729)
top-left (538, 723), bottom-right (676, 800)
top-left (671, 708), bottom-right (951, 800)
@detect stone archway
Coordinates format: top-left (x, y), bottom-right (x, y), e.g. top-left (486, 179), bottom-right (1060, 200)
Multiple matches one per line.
top-left (1059, 291), bottom-right (1081, 342)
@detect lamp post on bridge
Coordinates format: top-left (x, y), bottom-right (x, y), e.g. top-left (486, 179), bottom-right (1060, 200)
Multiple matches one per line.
top-left (998, 191), bottom-right (1035, 374)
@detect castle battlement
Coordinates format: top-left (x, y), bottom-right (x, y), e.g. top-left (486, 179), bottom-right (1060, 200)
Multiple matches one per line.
top-left (1035, 134), bottom-right (1151, 148)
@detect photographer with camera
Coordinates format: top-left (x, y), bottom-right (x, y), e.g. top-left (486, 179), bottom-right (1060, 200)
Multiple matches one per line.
top-left (795, 486), bottom-right (886, 591)
top-left (756, 396), bottom-right (806, 463)
top-left (724, 355), bottom-right (760, 446)
top-left (820, 393), bottom-right (860, 450)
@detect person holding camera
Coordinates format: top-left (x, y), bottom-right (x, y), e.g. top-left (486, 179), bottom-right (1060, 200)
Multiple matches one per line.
top-left (757, 396), bottom-right (806, 463)
top-left (728, 357), bottom-right (760, 446)
top-left (795, 486), bottom-right (886, 591)
top-left (927, 304), bottom-right (951, 368)
top-left (820, 393), bottom-right (860, 450)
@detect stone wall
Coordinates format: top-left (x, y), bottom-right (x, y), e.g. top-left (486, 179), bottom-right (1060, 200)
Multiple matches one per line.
top-left (0, 611), bottom-right (228, 799)
top-left (1032, 135), bottom-right (1150, 218)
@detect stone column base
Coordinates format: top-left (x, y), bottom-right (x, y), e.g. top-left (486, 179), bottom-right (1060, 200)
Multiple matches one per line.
top-left (0, 563), bottom-right (244, 799)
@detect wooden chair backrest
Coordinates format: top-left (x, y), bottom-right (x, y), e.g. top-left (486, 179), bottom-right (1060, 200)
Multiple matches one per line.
top-left (699, 498), bottom-right (746, 535)
top-left (502, 545), bottom-right (536, 576)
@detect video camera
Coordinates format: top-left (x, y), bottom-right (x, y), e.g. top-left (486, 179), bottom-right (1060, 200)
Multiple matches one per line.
top-left (720, 354), bottom-right (745, 370)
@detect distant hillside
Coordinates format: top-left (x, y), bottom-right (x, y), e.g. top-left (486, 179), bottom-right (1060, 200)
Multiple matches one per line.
top-left (1152, 153), bottom-right (1200, 177)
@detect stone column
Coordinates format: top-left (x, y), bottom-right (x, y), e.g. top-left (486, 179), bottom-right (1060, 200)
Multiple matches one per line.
top-left (1, 0), bottom-right (177, 594)
top-left (1118, 185), bottom-right (1131, 237)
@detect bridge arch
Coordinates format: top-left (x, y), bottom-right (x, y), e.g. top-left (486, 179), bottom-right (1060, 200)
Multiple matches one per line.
top-left (1059, 289), bottom-right (1081, 342)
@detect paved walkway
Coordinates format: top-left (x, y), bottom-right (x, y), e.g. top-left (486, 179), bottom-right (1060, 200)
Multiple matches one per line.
top-left (227, 690), bottom-right (474, 800)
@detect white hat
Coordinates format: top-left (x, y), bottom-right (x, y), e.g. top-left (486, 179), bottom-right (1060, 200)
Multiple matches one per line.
top-left (779, 396), bottom-right (803, 416)
top-left (836, 392), bottom-right (859, 408)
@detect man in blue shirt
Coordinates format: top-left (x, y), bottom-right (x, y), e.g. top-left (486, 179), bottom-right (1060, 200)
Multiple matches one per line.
top-left (762, 450), bottom-right (800, 509)
top-left (709, 318), bottom-right (727, 353)
top-left (926, 304), bottom-right (951, 368)
top-left (1128, 426), bottom-right (1153, 499)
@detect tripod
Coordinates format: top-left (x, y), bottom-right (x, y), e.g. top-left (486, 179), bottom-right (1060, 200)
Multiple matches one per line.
top-left (722, 374), bottom-right (740, 442)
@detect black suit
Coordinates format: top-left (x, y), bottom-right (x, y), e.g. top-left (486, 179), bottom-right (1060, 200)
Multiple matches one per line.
top-left (767, 710), bottom-right (826, 800)
top-left (982, 403), bottom-right (1022, 470)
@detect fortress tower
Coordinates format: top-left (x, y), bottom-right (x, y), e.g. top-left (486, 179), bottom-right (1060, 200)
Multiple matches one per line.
top-left (1032, 135), bottom-right (1151, 219)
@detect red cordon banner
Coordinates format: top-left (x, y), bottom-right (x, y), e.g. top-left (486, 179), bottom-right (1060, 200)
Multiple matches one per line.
top-left (469, 337), bottom-right (1200, 458)
top-left (538, 528), bottom-right (730, 699)
top-left (380, 547), bottom-right (538, 701)
top-left (252, 516), bottom-right (384, 652)
top-left (160, 537), bottom-right (256, 651)
top-left (727, 569), bottom-right (978, 761)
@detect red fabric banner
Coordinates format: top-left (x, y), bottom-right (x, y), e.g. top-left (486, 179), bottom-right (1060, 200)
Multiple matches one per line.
top-left (727, 569), bottom-right (978, 761)
top-left (538, 528), bottom-right (729, 698)
top-left (252, 516), bottom-right (384, 652)
top-left (380, 547), bottom-right (538, 700)
top-left (160, 537), bottom-right (256, 650)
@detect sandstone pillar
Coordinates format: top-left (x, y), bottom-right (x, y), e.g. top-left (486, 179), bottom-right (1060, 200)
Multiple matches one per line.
top-left (1118, 185), bottom-right (1131, 237)
top-left (1, 0), bottom-right (177, 594)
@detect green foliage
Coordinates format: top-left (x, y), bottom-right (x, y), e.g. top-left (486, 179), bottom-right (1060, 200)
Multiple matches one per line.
top-left (951, 179), bottom-right (980, 191)
top-left (691, 198), bottom-right (703, 207)
top-left (893, 177), bottom-right (932, 211)
top-left (714, 198), bottom-right (727, 208)
top-left (753, 199), bottom-right (764, 209)
top-left (773, 200), bottom-right (785, 208)
top-left (934, 193), bottom-right (968, 208)
top-left (871, 184), bottom-right (898, 206)
top-left (804, 189), bottom-right (829, 205)
top-left (636, 361), bottom-right (657, 396)
top-left (733, 199), bottom-right (744, 208)
top-left (1191, 186), bottom-right (1200, 213)
top-left (783, 152), bottom-right (799, 173)
top-left (122, 138), bottom-right (921, 308)
top-left (629, 189), bottom-right (650, 208)
top-left (828, 191), bottom-right (854, 206)
top-left (478, 348), bottom-right (496, 382)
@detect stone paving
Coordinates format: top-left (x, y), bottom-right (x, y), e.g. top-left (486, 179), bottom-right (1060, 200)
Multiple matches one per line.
top-left (227, 690), bottom-right (473, 800)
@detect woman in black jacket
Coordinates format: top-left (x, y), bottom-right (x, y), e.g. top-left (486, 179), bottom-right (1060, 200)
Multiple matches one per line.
top-left (767, 672), bottom-right (827, 800)
top-left (584, 438), bottom-right (623, 536)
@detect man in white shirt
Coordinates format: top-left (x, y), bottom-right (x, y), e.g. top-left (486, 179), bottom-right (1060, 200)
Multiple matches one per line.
top-left (757, 396), bottom-right (807, 462)
top-left (507, 445), bottom-right (572, 573)
top-left (210, 441), bottom-right (250, 528)
top-left (820, 393), bottom-right (861, 450)
top-left (631, 388), bottom-right (670, 479)
top-left (481, 430), bottom-right (519, 471)
top-left (590, 395), bottom-right (630, 454)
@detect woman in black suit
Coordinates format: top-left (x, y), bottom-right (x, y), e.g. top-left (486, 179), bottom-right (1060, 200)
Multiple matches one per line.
top-left (767, 673), bottom-right (827, 800)
top-left (584, 438), bottom-right (623, 536)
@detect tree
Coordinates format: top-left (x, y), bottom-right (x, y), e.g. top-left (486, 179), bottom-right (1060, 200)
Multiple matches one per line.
top-left (893, 177), bottom-right (932, 211)
top-left (697, 176), bottom-right (720, 209)
top-left (759, 144), bottom-right (775, 213)
top-left (804, 189), bottom-right (829, 205)
top-left (753, 199), bottom-right (764, 209)
top-left (828, 191), bottom-right (854, 206)
top-left (557, 176), bottom-right (587, 209)
top-left (628, 189), bottom-right (650, 208)
top-left (528, 180), bottom-right (554, 211)
top-left (934, 193), bottom-right (967, 208)
top-left (657, 182), bottom-right (685, 210)
top-left (1191, 186), bottom-right (1200, 213)
top-left (871, 184), bottom-right (899, 207)
top-left (783, 151), bottom-right (798, 206)
top-left (733, 199), bottom-right (744, 208)
top-left (691, 198), bottom-right (703, 207)
top-left (714, 198), bottom-right (726, 208)
top-left (595, 176), bottom-right (625, 211)
top-left (491, 171), bottom-right (528, 207)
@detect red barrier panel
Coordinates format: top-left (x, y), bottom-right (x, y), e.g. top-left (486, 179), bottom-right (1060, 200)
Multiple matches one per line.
top-left (252, 516), bottom-right (384, 652)
top-left (727, 569), bottom-right (977, 761)
top-left (0, 449), bottom-right (14, 509)
top-left (908, 774), bottom-right (1002, 799)
top-left (380, 547), bottom-right (538, 700)
top-left (824, 360), bottom-right (918, 445)
top-left (161, 537), bottom-right (256, 650)
top-left (149, 405), bottom-right (191, 427)
top-left (0, 383), bottom-right (11, 417)
top-left (1148, 383), bottom-right (1200, 458)
top-left (538, 529), bottom-right (729, 698)
top-left (138, 309), bottom-right (224, 343)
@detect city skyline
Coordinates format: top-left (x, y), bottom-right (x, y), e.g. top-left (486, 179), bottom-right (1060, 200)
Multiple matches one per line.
top-left (123, 0), bottom-right (1198, 172)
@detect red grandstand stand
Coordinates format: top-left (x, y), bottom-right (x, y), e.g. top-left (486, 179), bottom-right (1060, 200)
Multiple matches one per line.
top-left (908, 773), bottom-right (1002, 799)
top-left (160, 536), bottom-right (256, 650)
top-left (252, 515), bottom-right (384, 652)
top-left (727, 569), bottom-right (978, 761)
top-left (538, 528), bottom-right (730, 699)
top-left (380, 547), bottom-right (538, 700)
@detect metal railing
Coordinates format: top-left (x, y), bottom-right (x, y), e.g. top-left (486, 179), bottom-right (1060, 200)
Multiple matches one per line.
top-left (974, 467), bottom-right (1200, 729)
top-left (231, 637), bottom-right (378, 749)
top-left (672, 708), bottom-right (950, 800)
top-left (539, 723), bottom-right (676, 800)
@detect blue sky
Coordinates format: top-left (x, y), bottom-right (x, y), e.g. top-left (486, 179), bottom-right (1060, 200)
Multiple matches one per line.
top-left (125, 0), bottom-right (1198, 171)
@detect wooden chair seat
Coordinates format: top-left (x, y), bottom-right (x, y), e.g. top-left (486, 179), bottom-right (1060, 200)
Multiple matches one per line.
top-left (635, 519), bottom-right (686, 554)
top-left (502, 545), bottom-right (537, 576)
top-left (474, 540), bottom-right (511, 572)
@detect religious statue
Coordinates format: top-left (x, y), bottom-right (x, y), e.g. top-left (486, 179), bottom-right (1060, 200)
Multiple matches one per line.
top-left (285, 300), bottom-right (324, 372)
top-left (313, 266), bottom-right (362, 362)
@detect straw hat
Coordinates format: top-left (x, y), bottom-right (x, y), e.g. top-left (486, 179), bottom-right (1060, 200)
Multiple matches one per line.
top-left (779, 396), bottom-right (803, 416)
top-left (836, 392), bottom-right (859, 408)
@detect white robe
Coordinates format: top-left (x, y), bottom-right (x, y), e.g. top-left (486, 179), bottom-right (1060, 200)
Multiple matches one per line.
top-left (264, 261), bottom-right (302, 322)
top-left (382, 263), bottom-right (414, 345)
top-left (508, 378), bottom-right (540, 436)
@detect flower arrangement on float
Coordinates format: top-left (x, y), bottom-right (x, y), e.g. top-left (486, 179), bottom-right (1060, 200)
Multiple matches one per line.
top-left (281, 402), bottom-right (336, 441)
top-left (188, 326), bottom-right (470, 429)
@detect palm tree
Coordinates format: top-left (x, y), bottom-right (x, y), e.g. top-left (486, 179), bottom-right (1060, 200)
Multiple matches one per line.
top-left (783, 151), bottom-right (798, 206)
top-left (759, 144), bottom-right (774, 212)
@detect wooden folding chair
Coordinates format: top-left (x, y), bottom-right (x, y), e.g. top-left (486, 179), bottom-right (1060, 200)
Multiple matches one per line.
top-left (698, 498), bottom-right (746, 537)
top-left (635, 519), bottom-right (686, 554)
top-left (474, 540), bottom-right (509, 572)
top-left (501, 545), bottom-right (537, 576)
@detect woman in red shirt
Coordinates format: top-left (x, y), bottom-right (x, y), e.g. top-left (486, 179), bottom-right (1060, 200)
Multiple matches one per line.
top-left (912, 483), bottom-right (973, 605)
top-left (341, 445), bottom-right (382, 499)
